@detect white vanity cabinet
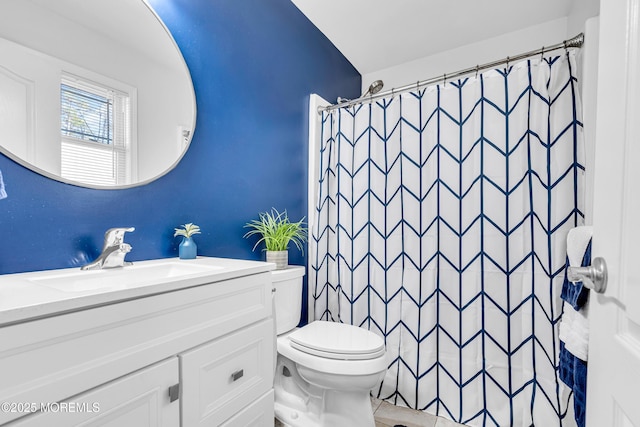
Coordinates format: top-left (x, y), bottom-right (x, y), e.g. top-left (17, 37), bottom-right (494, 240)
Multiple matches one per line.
top-left (7, 358), bottom-right (180, 426)
top-left (0, 258), bottom-right (275, 427)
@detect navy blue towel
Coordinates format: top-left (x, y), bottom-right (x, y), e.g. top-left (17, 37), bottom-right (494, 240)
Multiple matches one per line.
top-left (559, 342), bottom-right (588, 427)
top-left (559, 238), bottom-right (591, 427)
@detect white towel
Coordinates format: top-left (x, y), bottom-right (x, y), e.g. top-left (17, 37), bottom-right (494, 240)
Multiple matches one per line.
top-left (559, 300), bottom-right (589, 361)
top-left (0, 170), bottom-right (6, 200)
top-left (566, 226), bottom-right (592, 268)
top-left (559, 226), bottom-right (593, 362)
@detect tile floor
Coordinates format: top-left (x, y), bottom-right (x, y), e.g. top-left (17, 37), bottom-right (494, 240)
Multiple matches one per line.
top-left (274, 397), bottom-right (467, 427)
top-left (371, 397), bottom-right (467, 427)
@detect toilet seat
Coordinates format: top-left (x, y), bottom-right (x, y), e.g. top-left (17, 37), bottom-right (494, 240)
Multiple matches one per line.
top-left (276, 322), bottom-right (389, 375)
top-left (288, 321), bottom-right (385, 360)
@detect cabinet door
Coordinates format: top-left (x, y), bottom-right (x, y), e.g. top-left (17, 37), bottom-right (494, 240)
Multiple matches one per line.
top-left (180, 319), bottom-right (274, 426)
top-left (220, 390), bottom-right (274, 427)
top-left (7, 358), bottom-right (179, 427)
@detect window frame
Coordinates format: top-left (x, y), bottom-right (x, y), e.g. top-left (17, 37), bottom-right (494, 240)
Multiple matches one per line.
top-left (59, 72), bottom-right (137, 186)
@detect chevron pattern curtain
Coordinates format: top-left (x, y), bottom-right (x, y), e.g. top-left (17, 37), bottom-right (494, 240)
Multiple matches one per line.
top-left (311, 53), bottom-right (584, 426)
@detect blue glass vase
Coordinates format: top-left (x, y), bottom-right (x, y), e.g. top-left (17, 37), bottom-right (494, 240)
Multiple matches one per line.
top-left (179, 237), bottom-right (197, 259)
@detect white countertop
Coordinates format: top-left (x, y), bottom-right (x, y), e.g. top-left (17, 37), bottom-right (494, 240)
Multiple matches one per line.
top-left (0, 257), bottom-right (275, 326)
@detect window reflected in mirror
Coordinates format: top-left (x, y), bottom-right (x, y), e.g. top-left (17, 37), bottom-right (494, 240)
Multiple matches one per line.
top-left (60, 75), bottom-right (133, 186)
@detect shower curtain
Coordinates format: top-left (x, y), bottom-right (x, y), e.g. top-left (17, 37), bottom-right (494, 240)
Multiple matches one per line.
top-left (310, 53), bottom-right (584, 426)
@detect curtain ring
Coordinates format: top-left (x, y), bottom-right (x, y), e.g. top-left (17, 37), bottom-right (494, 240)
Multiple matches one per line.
top-left (540, 46), bottom-right (545, 61)
top-left (563, 40), bottom-right (571, 60)
top-left (443, 73), bottom-right (447, 85)
top-left (506, 56), bottom-right (510, 69)
top-left (475, 65), bottom-right (479, 78)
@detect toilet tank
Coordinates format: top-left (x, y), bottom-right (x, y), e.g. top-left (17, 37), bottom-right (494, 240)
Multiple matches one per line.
top-left (272, 266), bottom-right (305, 335)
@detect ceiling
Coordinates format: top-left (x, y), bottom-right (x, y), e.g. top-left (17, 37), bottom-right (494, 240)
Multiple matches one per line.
top-left (291, 0), bottom-right (576, 75)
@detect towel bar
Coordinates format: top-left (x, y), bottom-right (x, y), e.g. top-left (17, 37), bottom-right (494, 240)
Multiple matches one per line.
top-left (567, 257), bottom-right (607, 294)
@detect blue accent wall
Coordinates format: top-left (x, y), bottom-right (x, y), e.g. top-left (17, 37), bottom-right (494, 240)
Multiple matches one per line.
top-left (0, 0), bottom-right (360, 322)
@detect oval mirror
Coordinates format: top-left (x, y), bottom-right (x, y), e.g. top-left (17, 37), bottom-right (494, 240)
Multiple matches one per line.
top-left (0, 0), bottom-right (195, 189)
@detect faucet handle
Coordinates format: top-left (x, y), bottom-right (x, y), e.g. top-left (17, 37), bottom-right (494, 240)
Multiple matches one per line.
top-left (103, 227), bottom-right (135, 247)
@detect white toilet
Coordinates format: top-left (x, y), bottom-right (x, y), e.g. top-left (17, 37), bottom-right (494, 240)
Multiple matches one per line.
top-left (272, 266), bottom-right (388, 427)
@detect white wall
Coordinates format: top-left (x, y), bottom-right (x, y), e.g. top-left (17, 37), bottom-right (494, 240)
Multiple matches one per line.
top-left (567, 0), bottom-right (600, 37)
top-left (361, 0), bottom-right (601, 93)
top-left (361, 18), bottom-right (569, 92)
top-left (566, 0), bottom-right (600, 221)
top-left (579, 17), bottom-right (600, 225)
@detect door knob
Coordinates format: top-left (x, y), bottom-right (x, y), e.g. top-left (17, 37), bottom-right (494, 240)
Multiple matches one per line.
top-left (567, 257), bottom-right (608, 294)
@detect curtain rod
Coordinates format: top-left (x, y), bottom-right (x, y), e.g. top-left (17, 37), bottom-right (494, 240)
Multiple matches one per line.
top-left (320, 32), bottom-right (584, 113)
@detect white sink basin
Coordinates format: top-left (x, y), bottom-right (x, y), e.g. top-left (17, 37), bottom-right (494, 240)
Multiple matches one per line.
top-left (28, 261), bottom-right (224, 293)
top-left (0, 256), bottom-right (275, 326)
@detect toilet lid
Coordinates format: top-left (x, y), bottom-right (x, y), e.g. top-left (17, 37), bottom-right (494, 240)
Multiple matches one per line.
top-left (288, 321), bottom-right (386, 360)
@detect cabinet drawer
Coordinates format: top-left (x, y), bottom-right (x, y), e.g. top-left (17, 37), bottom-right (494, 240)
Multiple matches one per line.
top-left (180, 319), bottom-right (274, 427)
top-left (220, 390), bottom-right (274, 427)
top-left (7, 358), bottom-right (179, 427)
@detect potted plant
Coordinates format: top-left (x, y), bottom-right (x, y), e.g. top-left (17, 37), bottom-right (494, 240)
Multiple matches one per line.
top-left (174, 223), bottom-right (201, 259)
top-left (243, 208), bottom-right (307, 269)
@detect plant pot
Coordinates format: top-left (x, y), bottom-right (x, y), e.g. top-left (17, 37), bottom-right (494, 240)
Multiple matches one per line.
top-left (179, 237), bottom-right (197, 259)
top-left (266, 250), bottom-right (288, 270)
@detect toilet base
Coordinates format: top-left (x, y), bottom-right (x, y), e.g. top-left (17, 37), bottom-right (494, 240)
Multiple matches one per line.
top-left (274, 354), bottom-right (381, 427)
top-left (275, 389), bottom-right (375, 427)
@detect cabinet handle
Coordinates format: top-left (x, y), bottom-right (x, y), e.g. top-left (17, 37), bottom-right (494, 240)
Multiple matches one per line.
top-left (231, 369), bottom-right (244, 382)
top-left (168, 383), bottom-right (180, 402)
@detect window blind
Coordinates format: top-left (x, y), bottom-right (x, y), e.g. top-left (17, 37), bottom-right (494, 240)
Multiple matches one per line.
top-left (60, 76), bottom-right (130, 186)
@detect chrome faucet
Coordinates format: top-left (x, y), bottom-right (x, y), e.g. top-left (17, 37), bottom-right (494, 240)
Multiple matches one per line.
top-left (81, 227), bottom-right (135, 270)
